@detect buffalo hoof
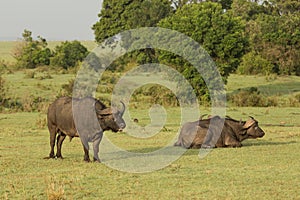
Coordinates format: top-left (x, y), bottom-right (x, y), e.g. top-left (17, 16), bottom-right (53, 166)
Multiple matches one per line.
top-left (56, 155), bottom-right (64, 159)
top-left (93, 158), bottom-right (101, 163)
top-left (84, 159), bottom-right (91, 163)
top-left (43, 155), bottom-right (56, 159)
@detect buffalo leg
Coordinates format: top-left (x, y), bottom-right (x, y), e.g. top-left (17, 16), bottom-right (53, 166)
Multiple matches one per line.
top-left (80, 138), bottom-right (90, 162)
top-left (48, 125), bottom-right (57, 158)
top-left (56, 132), bottom-right (66, 159)
top-left (224, 137), bottom-right (242, 148)
top-left (92, 132), bottom-right (103, 162)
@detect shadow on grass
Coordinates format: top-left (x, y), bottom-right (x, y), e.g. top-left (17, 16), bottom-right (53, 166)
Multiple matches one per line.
top-left (50, 141), bottom-right (297, 163)
top-left (122, 140), bottom-right (297, 154)
top-left (103, 140), bottom-right (298, 159)
top-left (242, 140), bottom-right (297, 147)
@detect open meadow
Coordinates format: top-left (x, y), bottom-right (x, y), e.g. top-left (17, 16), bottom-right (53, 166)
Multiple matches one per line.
top-left (0, 106), bottom-right (300, 199)
top-left (0, 41), bottom-right (300, 199)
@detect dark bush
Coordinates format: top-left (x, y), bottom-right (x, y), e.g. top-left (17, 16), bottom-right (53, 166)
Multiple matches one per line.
top-left (51, 41), bottom-right (89, 69)
top-left (237, 52), bottom-right (273, 75)
top-left (229, 87), bottom-right (278, 107)
top-left (0, 75), bottom-right (7, 107)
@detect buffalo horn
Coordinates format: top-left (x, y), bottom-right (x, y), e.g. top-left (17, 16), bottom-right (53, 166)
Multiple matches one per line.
top-left (243, 119), bottom-right (256, 129)
top-left (120, 101), bottom-right (126, 116)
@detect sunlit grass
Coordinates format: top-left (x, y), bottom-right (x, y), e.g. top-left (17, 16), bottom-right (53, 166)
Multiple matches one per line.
top-left (0, 107), bottom-right (299, 199)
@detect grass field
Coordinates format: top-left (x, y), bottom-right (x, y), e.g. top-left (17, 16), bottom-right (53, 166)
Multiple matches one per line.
top-left (1, 41), bottom-right (300, 199)
top-left (0, 107), bottom-right (299, 199)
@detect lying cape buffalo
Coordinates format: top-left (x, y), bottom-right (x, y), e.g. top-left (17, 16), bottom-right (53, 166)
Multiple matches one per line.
top-left (175, 116), bottom-right (265, 148)
top-left (45, 96), bottom-right (126, 162)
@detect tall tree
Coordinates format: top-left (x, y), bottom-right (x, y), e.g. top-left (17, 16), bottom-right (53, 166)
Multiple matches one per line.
top-left (159, 2), bottom-right (248, 78)
top-left (92, 0), bottom-right (173, 43)
top-left (232, 0), bottom-right (300, 75)
top-left (156, 2), bottom-right (247, 100)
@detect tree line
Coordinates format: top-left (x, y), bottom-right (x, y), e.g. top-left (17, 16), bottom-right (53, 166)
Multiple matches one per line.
top-left (14, 1), bottom-right (300, 76)
top-left (93, 0), bottom-right (300, 77)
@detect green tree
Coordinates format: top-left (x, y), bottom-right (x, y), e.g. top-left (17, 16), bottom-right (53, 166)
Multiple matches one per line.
top-left (232, 0), bottom-right (300, 75)
top-left (153, 2), bottom-right (247, 100)
top-left (246, 12), bottom-right (300, 75)
top-left (92, 0), bottom-right (173, 43)
top-left (267, 0), bottom-right (300, 15)
top-left (231, 0), bottom-right (271, 21)
top-left (159, 2), bottom-right (248, 78)
top-left (237, 51), bottom-right (273, 75)
top-left (51, 41), bottom-right (89, 69)
top-left (13, 30), bottom-right (51, 68)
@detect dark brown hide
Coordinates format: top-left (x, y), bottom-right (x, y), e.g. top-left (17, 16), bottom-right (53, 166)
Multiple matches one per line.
top-left (46, 96), bottom-right (125, 162)
top-left (174, 116), bottom-right (265, 148)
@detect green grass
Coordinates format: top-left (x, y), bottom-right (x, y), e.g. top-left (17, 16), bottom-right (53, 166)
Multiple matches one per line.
top-left (0, 107), bottom-right (299, 199)
top-left (227, 74), bottom-right (300, 96)
top-left (4, 70), bottom-right (75, 101)
top-left (0, 41), bottom-right (16, 62)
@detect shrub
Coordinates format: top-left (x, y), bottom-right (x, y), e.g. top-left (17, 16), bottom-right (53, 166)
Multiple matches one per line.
top-left (237, 52), bottom-right (273, 75)
top-left (35, 72), bottom-right (53, 80)
top-left (24, 70), bottom-right (35, 79)
top-left (21, 95), bottom-right (48, 112)
top-left (13, 30), bottom-right (52, 69)
top-left (131, 84), bottom-right (179, 107)
top-left (288, 94), bottom-right (300, 107)
top-left (229, 87), bottom-right (278, 107)
top-left (57, 79), bottom-right (74, 97)
top-left (0, 75), bottom-right (8, 108)
top-left (51, 41), bottom-right (89, 69)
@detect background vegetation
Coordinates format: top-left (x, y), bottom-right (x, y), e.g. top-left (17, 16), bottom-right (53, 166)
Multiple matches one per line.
top-left (1, 0), bottom-right (299, 106)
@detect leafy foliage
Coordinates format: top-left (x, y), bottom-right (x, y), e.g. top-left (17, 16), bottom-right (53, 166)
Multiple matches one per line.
top-left (92, 0), bottom-right (173, 43)
top-left (50, 41), bottom-right (89, 69)
top-left (12, 30), bottom-right (52, 69)
top-left (237, 0), bottom-right (300, 75)
top-left (229, 87), bottom-right (278, 107)
top-left (237, 51), bottom-right (273, 75)
top-left (159, 2), bottom-right (247, 78)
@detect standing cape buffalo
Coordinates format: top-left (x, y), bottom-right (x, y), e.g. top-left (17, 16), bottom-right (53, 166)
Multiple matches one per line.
top-left (46, 96), bottom-right (126, 162)
top-left (174, 116), bottom-right (265, 148)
